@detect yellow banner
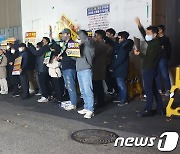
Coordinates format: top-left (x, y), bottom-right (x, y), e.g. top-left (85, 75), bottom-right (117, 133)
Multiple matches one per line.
top-left (55, 14), bottom-right (77, 41)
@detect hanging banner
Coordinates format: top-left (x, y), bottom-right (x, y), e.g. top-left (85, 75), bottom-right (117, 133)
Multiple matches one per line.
top-left (25, 32), bottom-right (37, 45)
top-left (87, 4), bottom-right (110, 31)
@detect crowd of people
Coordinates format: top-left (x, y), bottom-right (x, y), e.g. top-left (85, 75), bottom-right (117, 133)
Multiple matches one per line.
top-left (0, 17), bottom-right (172, 118)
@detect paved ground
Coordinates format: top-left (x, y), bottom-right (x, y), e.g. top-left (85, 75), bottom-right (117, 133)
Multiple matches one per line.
top-left (0, 92), bottom-right (180, 154)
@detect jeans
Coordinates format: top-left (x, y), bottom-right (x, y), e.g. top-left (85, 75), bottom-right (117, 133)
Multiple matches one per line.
top-left (116, 77), bottom-right (127, 102)
top-left (143, 69), bottom-right (163, 111)
top-left (77, 69), bottom-right (94, 112)
top-left (36, 72), bottom-right (42, 94)
top-left (156, 58), bottom-right (171, 91)
top-left (62, 69), bottom-right (77, 106)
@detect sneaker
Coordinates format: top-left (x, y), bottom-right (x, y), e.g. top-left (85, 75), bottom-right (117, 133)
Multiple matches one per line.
top-left (1, 91), bottom-right (8, 95)
top-left (38, 97), bottom-right (49, 103)
top-left (107, 91), bottom-right (114, 95)
top-left (29, 89), bottom-right (35, 94)
top-left (12, 94), bottom-right (20, 97)
top-left (84, 111), bottom-right (94, 119)
top-left (113, 98), bottom-right (121, 103)
top-left (118, 101), bottom-right (128, 107)
top-left (78, 109), bottom-right (89, 115)
top-left (64, 104), bottom-right (76, 111)
top-left (35, 93), bottom-right (41, 96)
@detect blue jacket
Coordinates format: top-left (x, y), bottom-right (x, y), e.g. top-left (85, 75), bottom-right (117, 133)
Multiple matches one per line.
top-left (110, 39), bottom-right (134, 78)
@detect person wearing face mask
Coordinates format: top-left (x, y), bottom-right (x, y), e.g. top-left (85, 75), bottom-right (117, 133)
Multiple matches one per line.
top-left (134, 17), bottom-right (164, 117)
top-left (18, 43), bottom-right (29, 100)
top-left (110, 31), bottom-right (134, 106)
top-left (34, 42), bottom-right (43, 96)
top-left (59, 28), bottom-right (77, 110)
top-left (46, 43), bottom-right (64, 104)
top-left (29, 37), bottom-right (52, 103)
top-left (6, 45), bottom-right (20, 97)
top-left (0, 48), bottom-right (8, 94)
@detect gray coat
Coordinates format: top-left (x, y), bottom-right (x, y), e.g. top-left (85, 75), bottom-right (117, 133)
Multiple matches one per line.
top-left (0, 54), bottom-right (7, 79)
top-left (76, 31), bottom-right (95, 72)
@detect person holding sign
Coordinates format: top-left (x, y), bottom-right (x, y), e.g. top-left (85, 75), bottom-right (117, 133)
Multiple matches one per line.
top-left (60, 28), bottom-right (77, 110)
top-left (0, 48), bottom-right (8, 94)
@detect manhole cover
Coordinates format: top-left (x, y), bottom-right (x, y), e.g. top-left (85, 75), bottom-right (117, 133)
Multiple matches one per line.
top-left (71, 129), bottom-right (119, 144)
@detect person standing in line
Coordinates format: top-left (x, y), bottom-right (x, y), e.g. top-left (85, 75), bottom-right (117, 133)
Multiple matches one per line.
top-left (110, 31), bottom-right (134, 106)
top-left (93, 30), bottom-right (107, 110)
top-left (155, 25), bottom-right (172, 96)
top-left (18, 43), bottom-right (29, 99)
top-left (75, 29), bottom-right (95, 119)
top-left (134, 17), bottom-right (164, 117)
top-left (0, 48), bottom-right (8, 95)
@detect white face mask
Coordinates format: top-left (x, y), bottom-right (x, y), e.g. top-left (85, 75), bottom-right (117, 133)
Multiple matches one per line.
top-left (36, 48), bottom-right (39, 50)
top-left (76, 39), bottom-right (82, 45)
top-left (6, 45), bottom-right (10, 50)
top-left (19, 48), bottom-right (23, 52)
top-left (11, 49), bottom-right (15, 54)
top-left (145, 35), bottom-right (153, 42)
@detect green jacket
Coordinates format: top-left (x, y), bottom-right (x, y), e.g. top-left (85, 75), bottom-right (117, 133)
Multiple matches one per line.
top-left (138, 26), bottom-right (162, 70)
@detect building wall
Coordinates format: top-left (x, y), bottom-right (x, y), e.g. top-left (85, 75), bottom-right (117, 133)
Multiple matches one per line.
top-left (21, 0), bottom-right (152, 42)
top-left (0, 0), bottom-right (22, 40)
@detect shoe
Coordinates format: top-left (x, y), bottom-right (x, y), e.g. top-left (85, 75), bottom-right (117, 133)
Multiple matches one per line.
top-left (84, 111), bottom-right (94, 119)
top-left (118, 101), bottom-right (128, 107)
top-left (38, 97), bottom-right (49, 103)
top-left (107, 91), bottom-right (114, 95)
top-left (64, 104), bottom-right (76, 111)
top-left (113, 98), bottom-right (121, 103)
top-left (137, 110), bottom-right (153, 117)
top-left (29, 89), bottom-right (35, 94)
top-left (1, 91), bottom-right (8, 95)
top-left (35, 93), bottom-right (41, 96)
top-left (78, 109), bottom-right (89, 115)
top-left (164, 90), bottom-right (170, 97)
top-left (12, 94), bottom-right (20, 97)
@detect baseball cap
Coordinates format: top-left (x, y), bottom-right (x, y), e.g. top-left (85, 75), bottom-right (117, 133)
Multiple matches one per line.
top-left (61, 28), bottom-right (71, 34)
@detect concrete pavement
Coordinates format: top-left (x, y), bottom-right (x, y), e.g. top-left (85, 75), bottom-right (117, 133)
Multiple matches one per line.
top-left (0, 93), bottom-right (180, 154)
